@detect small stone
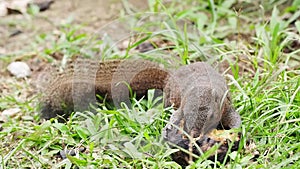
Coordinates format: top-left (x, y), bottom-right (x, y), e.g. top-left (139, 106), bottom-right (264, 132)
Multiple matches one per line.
top-left (0, 1), bottom-right (8, 17)
top-left (2, 108), bottom-right (21, 117)
top-left (7, 61), bottom-right (31, 78)
top-left (59, 150), bottom-right (67, 159)
top-left (7, 0), bottom-right (32, 14)
top-left (59, 149), bottom-right (76, 159)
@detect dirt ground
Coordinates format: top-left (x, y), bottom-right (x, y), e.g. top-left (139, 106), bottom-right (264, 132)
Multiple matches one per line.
top-left (0, 0), bottom-right (147, 55)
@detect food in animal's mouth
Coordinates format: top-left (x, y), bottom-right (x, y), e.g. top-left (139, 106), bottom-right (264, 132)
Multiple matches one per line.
top-left (170, 129), bottom-right (241, 167)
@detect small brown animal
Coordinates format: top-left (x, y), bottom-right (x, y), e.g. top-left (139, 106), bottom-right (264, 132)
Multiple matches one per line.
top-left (40, 59), bottom-right (241, 143)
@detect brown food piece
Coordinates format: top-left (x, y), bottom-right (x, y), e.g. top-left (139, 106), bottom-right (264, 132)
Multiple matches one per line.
top-left (171, 130), bottom-right (241, 167)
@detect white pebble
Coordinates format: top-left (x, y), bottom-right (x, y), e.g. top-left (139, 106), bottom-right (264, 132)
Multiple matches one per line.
top-left (2, 108), bottom-right (21, 117)
top-left (7, 61), bottom-right (31, 78)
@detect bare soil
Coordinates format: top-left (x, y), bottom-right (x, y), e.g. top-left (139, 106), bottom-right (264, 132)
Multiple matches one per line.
top-left (0, 0), bottom-right (147, 55)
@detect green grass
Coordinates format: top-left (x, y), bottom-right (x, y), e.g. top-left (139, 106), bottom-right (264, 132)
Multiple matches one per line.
top-left (1, 0), bottom-right (300, 168)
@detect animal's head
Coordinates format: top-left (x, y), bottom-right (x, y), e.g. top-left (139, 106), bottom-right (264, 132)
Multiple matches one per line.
top-left (180, 86), bottom-right (226, 137)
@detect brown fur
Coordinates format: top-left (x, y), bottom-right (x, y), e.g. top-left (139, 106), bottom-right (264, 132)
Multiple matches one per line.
top-left (40, 59), bottom-right (241, 141)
